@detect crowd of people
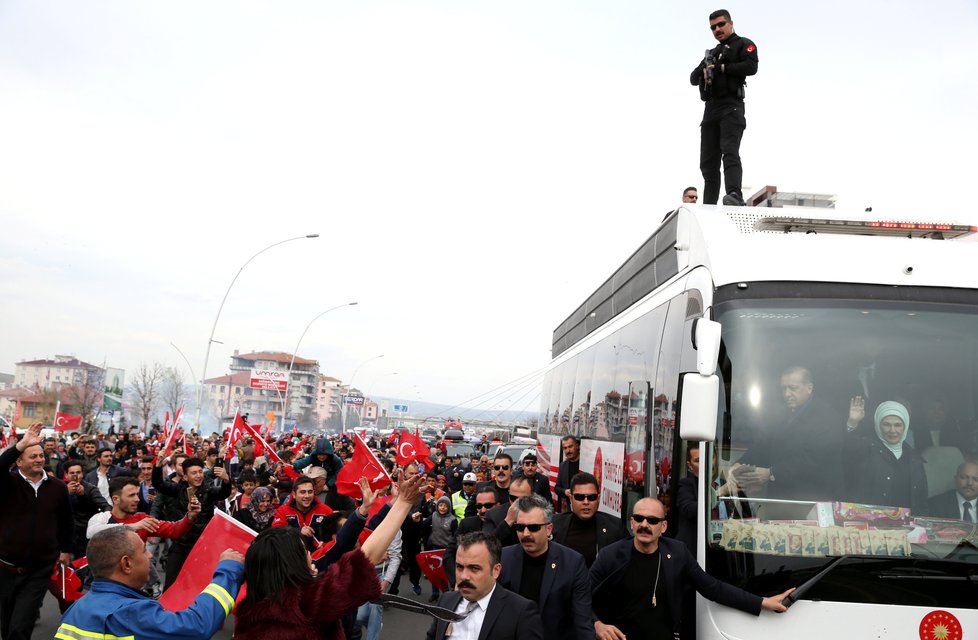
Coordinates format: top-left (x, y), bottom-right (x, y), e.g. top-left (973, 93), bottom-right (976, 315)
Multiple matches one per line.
top-left (0, 420), bottom-right (802, 640)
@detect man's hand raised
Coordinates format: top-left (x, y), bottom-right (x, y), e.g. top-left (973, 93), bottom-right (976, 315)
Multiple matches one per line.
top-left (15, 423), bottom-right (44, 452)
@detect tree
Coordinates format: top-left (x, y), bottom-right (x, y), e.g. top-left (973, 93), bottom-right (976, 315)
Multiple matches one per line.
top-left (130, 363), bottom-right (164, 432)
top-left (161, 367), bottom-right (186, 421)
top-left (66, 367), bottom-right (105, 435)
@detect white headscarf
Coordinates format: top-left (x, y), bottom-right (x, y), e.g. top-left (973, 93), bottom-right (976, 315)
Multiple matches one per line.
top-left (874, 401), bottom-right (910, 460)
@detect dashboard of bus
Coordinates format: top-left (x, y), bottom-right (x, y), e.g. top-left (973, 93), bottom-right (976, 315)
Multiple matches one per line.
top-left (707, 284), bottom-right (978, 608)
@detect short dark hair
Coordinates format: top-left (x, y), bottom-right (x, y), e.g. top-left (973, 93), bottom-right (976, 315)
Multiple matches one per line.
top-left (64, 459), bottom-right (84, 473)
top-left (709, 9), bottom-right (731, 22)
top-left (140, 456), bottom-right (155, 466)
top-left (569, 471), bottom-right (599, 491)
top-left (239, 471), bottom-right (259, 486)
top-left (457, 531), bottom-right (502, 567)
top-left (686, 445), bottom-right (700, 463)
top-left (87, 526), bottom-right (139, 578)
top-left (182, 457), bottom-right (204, 473)
top-left (683, 186), bottom-right (697, 195)
top-left (109, 476), bottom-right (140, 498)
top-left (293, 476), bottom-right (315, 492)
top-left (244, 527), bottom-right (315, 603)
top-left (207, 447), bottom-right (220, 457)
top-left (560, 435), bottom-right (580, 445)
top-left (493, 452), bottom-right (513, 466)
top-left (97, 447), bottom-right (114, 457)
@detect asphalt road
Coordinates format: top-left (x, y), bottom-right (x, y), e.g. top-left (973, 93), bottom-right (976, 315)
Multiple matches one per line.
top-left (34, 573), bottom-right (437, 639)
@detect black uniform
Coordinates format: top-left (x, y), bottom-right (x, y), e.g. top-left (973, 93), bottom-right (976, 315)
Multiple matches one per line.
top-left (690, 33), bottom-right (758, 205)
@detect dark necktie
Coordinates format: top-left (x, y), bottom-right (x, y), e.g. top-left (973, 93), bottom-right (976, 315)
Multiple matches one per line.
top-left (964, 501), bottom-right (974, 524)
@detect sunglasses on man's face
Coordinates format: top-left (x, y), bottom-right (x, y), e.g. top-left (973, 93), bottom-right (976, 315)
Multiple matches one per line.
top-left (710, 20), bottom-right (728, 31)
top-left (493, 465), bottom-right (510, 471)
top-left (631, 514), bottom-right (666, 525)
top-left (514, 523), bottom-right (546, 533)
top-left (572, 493), bottom-right (599, 502)
top-left (476, 502), bottom-right (497, 510)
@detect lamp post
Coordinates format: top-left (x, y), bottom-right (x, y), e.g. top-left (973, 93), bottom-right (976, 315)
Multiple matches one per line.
top-left (194, 233), bottom-right (319, 430)
top-left (342, 354), bottom-right (384, 433)
top-left (281, 301), bottom-right (358, 433)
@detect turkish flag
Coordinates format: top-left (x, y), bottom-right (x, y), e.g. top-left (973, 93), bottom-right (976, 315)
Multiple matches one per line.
top-left (395, 430), bottom-right (431, 466)
top-left (242, 422), bottom-right (282, 464)
top-left (290, 437), bottom-right (309, 455)
top-left (158, 509), bottom-right (256, 612)
top-left (416, 550), bottom-right (449, 592)
top-left (54, 412), bottom-right (83, 432)
top-left (227, 412), bottom-right (247, 451)
top-left (335, 434), bottom-right (392, 497)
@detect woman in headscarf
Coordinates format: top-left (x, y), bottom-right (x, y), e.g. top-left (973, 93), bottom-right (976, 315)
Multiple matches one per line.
top-left (848, 400), bottom-right (928, 512)
top-left (234, 486), bottom-right (275, 533)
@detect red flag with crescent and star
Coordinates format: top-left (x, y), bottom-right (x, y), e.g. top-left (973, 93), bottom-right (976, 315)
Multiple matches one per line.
top-left (54, 412), bottom-right (83, 432)
top-left (416, 549), bottom-right (449, 592)
top-left (335, 433), bottom-right (392, 497)
top-left (395, 429), bottom-right (431, 466)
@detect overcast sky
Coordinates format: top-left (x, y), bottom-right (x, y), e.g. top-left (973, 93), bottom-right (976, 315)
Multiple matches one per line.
top-left (1, 1), bottom-right (975, 416)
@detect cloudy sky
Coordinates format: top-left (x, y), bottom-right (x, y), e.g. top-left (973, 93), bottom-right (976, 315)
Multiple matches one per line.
top-left (1, 1), bottom-right (975, 416)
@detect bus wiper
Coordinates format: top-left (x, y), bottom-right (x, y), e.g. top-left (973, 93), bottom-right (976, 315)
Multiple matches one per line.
top-left (782, 555), bottom-right (884, 608)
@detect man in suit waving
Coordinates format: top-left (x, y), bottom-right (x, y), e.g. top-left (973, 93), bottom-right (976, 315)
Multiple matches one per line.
top-left (499, 495), bottom-right (594, 640)
top-left (427, 532), bottom-right (543, 640)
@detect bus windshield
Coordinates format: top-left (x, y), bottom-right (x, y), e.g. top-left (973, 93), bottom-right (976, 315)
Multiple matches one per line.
top-left (708, 289), bottom-right (978, 607)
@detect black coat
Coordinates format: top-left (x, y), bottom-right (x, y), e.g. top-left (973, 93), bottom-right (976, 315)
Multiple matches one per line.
top-left (845, 437), bottom-right (928, 512)
top-left (551, 511), bottom-right (627, 561)
top-left (737, 395), bottom-right (846, 502)
top-left (481, 503), bottom-right (517, 547)
top-left (590, 537), bottom-right (762, 634)
top-left (927, 489), bottom-right (969, 520)
top-left (67, 481), bottom-right (111, 556)
top-left (444, 514), bottom-right (485, 588)
top-left (426, 586), bottom-right (544, 640)
top-left (498, 543), bottom-right (594, 640)
top-left (152, 466), bottom-right (232, 546)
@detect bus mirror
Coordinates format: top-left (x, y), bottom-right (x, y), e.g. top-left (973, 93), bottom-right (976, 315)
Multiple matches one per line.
top-left (679, 372), bottom-right (719, 441)
top-left (694, 319), bottom-right (721, 376)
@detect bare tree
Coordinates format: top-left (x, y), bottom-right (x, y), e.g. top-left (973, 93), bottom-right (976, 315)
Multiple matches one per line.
top-left (161, 367), bottom-right (186, 420)
top-left (130, 363), bottom-right (164, 432)
top-left (66, 367), bottom-right (105, 435)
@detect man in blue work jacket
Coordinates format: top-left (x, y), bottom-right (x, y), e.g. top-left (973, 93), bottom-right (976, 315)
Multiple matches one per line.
top-left (57, 526), bottom-right (244, 640)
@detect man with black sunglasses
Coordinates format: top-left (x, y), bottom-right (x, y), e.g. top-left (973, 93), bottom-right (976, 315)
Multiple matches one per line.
top-left (498, 495), bottom-right (594, 640)
top-left (552, 472), bottom-right (626, 568)
top-left (590, 498), bottom-right (793, 640)
top-left (477, 453), bottom-right (515, 507)
top-left (690, 9), bottom-right (758, 207)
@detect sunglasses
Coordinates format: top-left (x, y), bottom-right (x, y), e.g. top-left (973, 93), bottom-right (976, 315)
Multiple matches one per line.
top-left (493, 465), bottom-right (510, 471)
top-left (476, 502), bottom-right (497, 510)
top-left (710, 20), bottom-right (728, 31)
top-left (631, 514), bottom-right (666, 525)
top-left (522, 460), bottom-right (537, 465)
top-left (572, 493), bottom-right (599, 502)
top-left (514, 523), bottom-right (546, 533)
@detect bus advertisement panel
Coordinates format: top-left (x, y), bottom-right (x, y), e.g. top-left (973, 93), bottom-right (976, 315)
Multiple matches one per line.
top-left (579, 440), bottom-right (624, 517)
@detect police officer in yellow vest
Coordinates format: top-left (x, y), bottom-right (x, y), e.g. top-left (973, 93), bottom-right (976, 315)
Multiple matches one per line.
top-left (451, 473), bottom-right (479, 522)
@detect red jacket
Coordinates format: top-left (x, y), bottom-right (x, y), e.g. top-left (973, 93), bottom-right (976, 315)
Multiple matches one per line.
top-left (87, 511), bottom-right (194, 542)
top-left (234, 549), bottom-right (380, 640)
top-left (271, 498), bottom-right (334, 549)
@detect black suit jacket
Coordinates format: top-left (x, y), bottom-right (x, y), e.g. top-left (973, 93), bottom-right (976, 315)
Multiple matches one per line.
top-left (445, 515), bottom-right (485, 588)
top-left (591, 537), bottom-right (761, 633)
top-left (551, 511), bottom-right (627, 561)
top-left (426, 586), bottom-right (544, 640)
top-left (481, 504), bottom-right (517, 546)
top-left (927, 489), bottom-right (967, 520)
top-left (498, 542), bottom-right (594, 640)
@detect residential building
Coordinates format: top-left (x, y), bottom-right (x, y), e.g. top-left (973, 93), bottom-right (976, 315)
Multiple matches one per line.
top-left (316, 375), bottom-right (343, 427)
top-left (225, 350), bottom-right (320, 427)
top-left (0, 373), bottom-right (14, 391)
top-left (15, 356), bottom-right (103, 390)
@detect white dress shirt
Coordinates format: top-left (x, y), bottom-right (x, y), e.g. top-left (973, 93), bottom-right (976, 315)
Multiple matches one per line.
top-left (448, 583), bottom-right (496, 640)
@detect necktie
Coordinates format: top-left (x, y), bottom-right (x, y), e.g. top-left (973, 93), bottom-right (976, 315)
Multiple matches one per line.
top-left (964, 501), bottom-right (974, 524)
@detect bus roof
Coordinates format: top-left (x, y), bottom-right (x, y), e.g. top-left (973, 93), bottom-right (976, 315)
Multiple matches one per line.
top-left (552, 204), bottom-right (978, 358)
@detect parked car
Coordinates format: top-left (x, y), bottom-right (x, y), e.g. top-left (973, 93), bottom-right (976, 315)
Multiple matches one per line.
top-left (442, 428), bottom-right (465, 442)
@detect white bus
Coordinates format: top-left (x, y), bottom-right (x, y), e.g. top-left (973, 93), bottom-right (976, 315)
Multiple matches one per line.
top-left (538, 205), bottom-right (977, 638)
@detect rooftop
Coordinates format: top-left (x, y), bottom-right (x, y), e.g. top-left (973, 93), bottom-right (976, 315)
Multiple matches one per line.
top-left (16, 356), bottom-right (101, 369)
top-left (232, 351), bottom-right (318, 366)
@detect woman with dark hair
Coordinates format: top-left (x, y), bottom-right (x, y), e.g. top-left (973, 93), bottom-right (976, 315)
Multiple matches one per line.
top-left (234, 486), bottom-right (275, 533)
top-left (234, 474), bottom-right (422, 640)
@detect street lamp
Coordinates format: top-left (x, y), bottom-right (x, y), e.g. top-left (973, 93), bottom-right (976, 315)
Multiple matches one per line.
top-left (194, 233), bottom-right (319, 430)
top-left (281, 301), bottom-right (358, 433)
top-left (342, 354), bottom-right (384, 433)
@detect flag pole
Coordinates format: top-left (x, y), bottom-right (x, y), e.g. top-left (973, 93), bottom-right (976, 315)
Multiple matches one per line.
top-left (54, 400), bottom-right (61, 429)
